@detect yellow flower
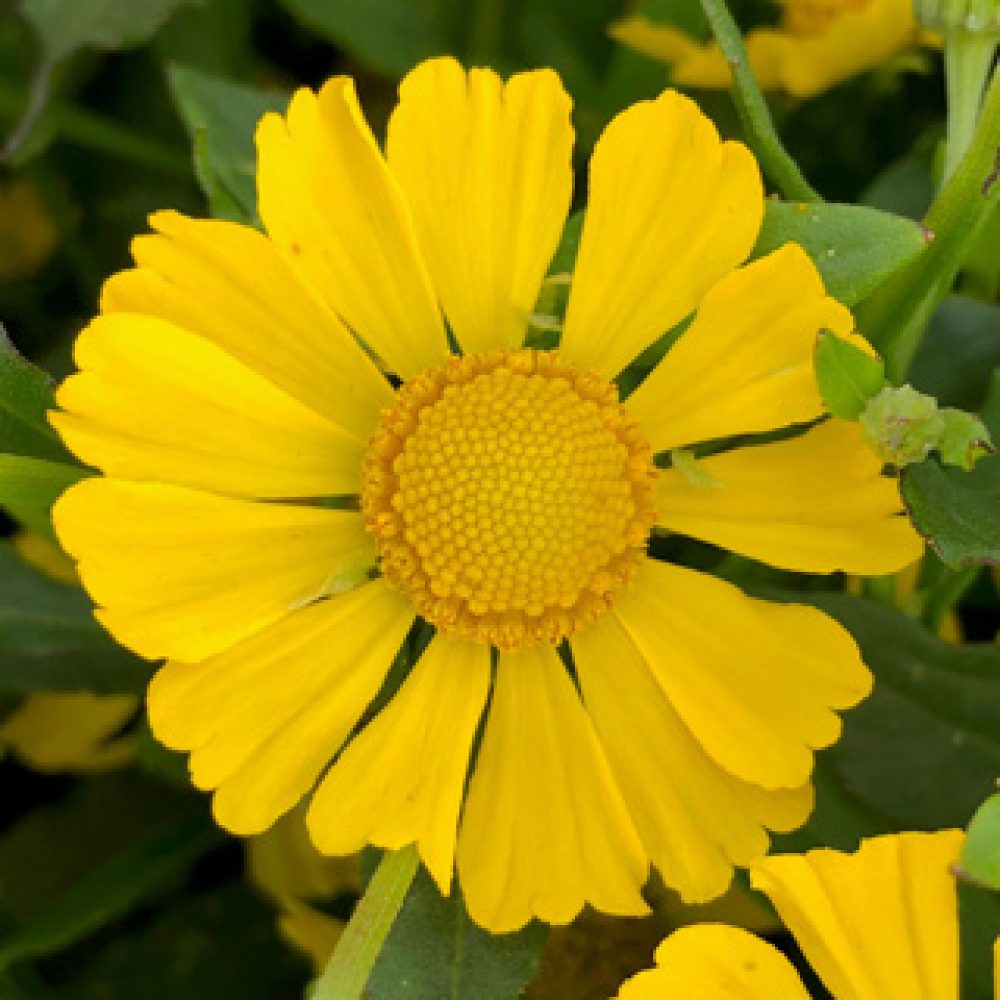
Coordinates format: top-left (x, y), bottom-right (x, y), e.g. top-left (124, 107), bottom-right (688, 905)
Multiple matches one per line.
top-left (612, 0), bottom-right (931, 99)
top-left (615, 829), bottom-right (967, 998)
top-left (50, 57), bottom-right (921, 932)
top-left (248, 808), bottom-right (361, 970)
top-left (0, 181), bottom-right (58, 282)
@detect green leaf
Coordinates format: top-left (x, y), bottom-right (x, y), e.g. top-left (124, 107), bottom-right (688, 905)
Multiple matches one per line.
top-left (0, 454), bottom-right (85, 540)
top-left (276, 0), bottom-right (465, 78)
top-left (366, 867), bottom-right (547, 1000)
top-left (166, 64), bottom-right (289, 223)
top-left (813, 330), bottom-right (887, 420)
top-left (0, 815), bottom-right (219, 971)
top-left (937, 409), bottom-right (994, 471)
top-left (901, 373), bottom-right (1000, 567)
top-left (752, 202), bottom-right (928, 306)
top-left (770, 593), bottom-right (1000, 855)
top-left (18, 0), bottom-right (199, 64)
top-left (909, 297), bottom-right (1000, 412)
top-left (960, 792), bottom-right (1000, 890)
top-left (0, 327), bottom-right (70, 463)
top-left (53, 883), bottom-right (309, 999)
top-left (0, 543), bottom-right (151, 694)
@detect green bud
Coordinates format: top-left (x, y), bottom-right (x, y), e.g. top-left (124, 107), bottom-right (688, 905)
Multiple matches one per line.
top-left (914, 0), bottom-right (1000, 34)
top-left (859, 385), bottom-right (944, 466)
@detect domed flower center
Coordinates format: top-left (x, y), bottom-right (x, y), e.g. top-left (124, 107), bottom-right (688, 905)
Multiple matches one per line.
top-left (361, 350), bottom-right (657, 650)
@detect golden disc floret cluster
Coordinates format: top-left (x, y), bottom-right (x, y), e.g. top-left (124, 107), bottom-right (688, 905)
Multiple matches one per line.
top-left (361, 350), bottom-right (657, 650)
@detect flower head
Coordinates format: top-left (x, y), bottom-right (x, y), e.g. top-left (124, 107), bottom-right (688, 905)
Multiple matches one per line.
top-left (51, 57), bottom-right (921, 932)
top-left (616, 830), bottom-right (967, 999)
top-left (612, 0), bottom-right (932, 99)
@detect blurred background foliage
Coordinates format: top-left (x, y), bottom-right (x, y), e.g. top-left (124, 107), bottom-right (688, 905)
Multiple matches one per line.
top-left (0, 0), bottom-right (997, 997)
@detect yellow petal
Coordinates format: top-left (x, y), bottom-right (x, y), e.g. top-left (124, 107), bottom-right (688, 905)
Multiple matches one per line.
top-left (101, 211), bottom-right (392, 439)
top-left (626, 244), bottom-right (854, 451)
top-left (0, 692), bottom-right (137, 773)
top-left (53, 478), bottom-right (375, 662)
top-left (308, 633), bottom-right (489, 893)
top-left (573, 614), bottom-right (813, 905)
top-left (613, 559), bottom-right (871, 789)
top-left (751, 830), bottom-right (964, 1000)
top-left (608, 17), bottom-right (706, 69)
top-left (12, 530), bottom-right (77, 584)
top-left (457, 644), bottom-right (648, 933)
top-left (147, 580), bottom-right (414, 834)
top-left (615, 924), bottom-right (811, 999)
top-left (385, 57), bottom-right (573, 354)
top-left (256, 78), bottom-right (447, 378)
top-left (656, 420), bottom-right (924, 575)
top-left (758, 0), bottom-right (923, 99)
top-left (52, 313), bottom-right (364, 499)
top-left (275, 897), bottom-right (343, 972)
top-left (559, 89), bottom-right (762, 380)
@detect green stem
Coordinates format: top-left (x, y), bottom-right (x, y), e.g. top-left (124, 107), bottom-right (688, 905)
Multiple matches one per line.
top-left (308, 845), bottom-right (419, 1000)
top-left (921, 565), bottom-right (980, 632)
top-left (0, 80), bottom-right (189, 176)
top-left (697, 0), bottom-right (822, 201)
top-left (943, 35), bottom-right (997, 182)
top-left (858, 66), bottom-right (1000, 377)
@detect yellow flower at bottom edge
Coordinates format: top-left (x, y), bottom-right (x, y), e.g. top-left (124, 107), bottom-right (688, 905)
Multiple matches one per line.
top-left (612, 0), bottom-right (932, 99)
top-left (615, 829), bottom-right (969, 999)
top-left (50, 57), bottom-right (922, 933)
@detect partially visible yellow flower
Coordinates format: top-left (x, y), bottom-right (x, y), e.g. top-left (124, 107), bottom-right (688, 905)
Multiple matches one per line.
top-left (0, 533), bottom-right (137, 773)
top-left (613, 0), bottom-right (932, 99)
top-left (247, 808), bottom-right (361, 970)
top-left (0, 181), bottom-right (58, 282)
top-left (51, 57), bottom-right (922, 933)
top-left (616, 829), bottom-right (966, 998)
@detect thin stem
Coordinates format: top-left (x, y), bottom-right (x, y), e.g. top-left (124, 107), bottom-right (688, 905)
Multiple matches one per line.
top-left (1, 57), bottom-right (54, 162)
top-left (308, 845), bottom-right (419, 1000)
top-left (943, 36), bottom-right (997, 182)
top-left (0, 80), bottom-right (189, 176)
top-left (697, 0), bottom-right (822, 201)
top-left (921, 565), bottom-right (980, 633)
top-left (858, 66), bottom-right (1000, 376)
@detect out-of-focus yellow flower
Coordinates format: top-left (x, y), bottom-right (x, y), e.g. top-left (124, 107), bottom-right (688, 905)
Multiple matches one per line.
top-left (612, 0), bottom-right (933, 99)
top-left (1, 532), bottom-right (138, 773)
top-left (247, 808), bottom-right (361, 971)
top-left (616, 830), bottom-right (967, 998)
top-left (0, 181), bottom-right (58, 282)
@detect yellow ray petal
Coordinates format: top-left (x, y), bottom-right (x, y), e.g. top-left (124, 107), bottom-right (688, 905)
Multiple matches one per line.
top-left (385, 57), bottom-right (573, 354)
top-left (52, 478), bottom-right (376, 663)
top-left (761, 0), bottom-right (923, 99)
top-left (573, 614), bottom-right (813, 905)
top-left (100, 211), bottom-right (392, 439)
top-left (0, 692), bottom-right (137, 773)
top-left (147, 580), bottom-right (414, 834)
top-left (308, 634), bottom-right (490, 893)
top-left (559, 89), bottom-right (762, 380)
top-left (457, 644), bottom-right (648, 933)
top-left (613, 559), bottom-right (871, 790)
top-left (751, 830), bottom-right (964, 1000)
top-left (52, 313), bottom-right (364, 499)
top-left (256, 78), bottom-right (447, 378)
top-left (656, 420), bottom-right (924, 575)
top-left (615, 924), bottom-right (811, 999)
top-left (626, 244), bottom-right (854, 451)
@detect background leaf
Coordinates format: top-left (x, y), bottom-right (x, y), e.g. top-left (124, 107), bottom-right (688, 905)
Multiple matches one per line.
top-left (367, 867), bottom-right (547, 1000)
top-left (752, 202), bottom-right (928, 306)
top-left (901, 372), bottom-right (1000, 567)
top-left (19, 0), bottom-right (200, 65)
top-left (813, 330), bottom-right (887, 420)
top-left (0, 327), bottom-right (71, 463)
top-left (0, 454), bottom-right (84, 540)
top-left (166, 64), bottom-right (289, 223)
top-left (0, 544), bottom-right (151, 695)
top-left (960, 793), bottom-right (1000, 891)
